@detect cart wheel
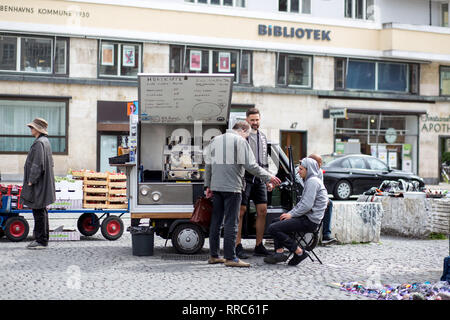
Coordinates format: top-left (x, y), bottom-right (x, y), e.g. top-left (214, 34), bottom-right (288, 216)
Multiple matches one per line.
top-left (77, 213), bottom-right (100, 236)
top-left (101, 216), bottom-right (124, 241)
top-left (5, 216), bottom-right (29, 242)
top-left (171, 223), bottom-right (205, 254)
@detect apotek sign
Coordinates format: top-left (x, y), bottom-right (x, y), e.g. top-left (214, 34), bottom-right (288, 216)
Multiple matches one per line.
top-left (421, 114), bottom-right (450, 133)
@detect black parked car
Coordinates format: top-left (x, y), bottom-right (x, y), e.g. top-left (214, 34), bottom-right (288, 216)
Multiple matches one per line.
top-left (322, 154), bottom-right (425, 200)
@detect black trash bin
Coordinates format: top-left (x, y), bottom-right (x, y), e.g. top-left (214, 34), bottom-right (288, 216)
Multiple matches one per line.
top-left (129, 226), bottom-right (154, 256)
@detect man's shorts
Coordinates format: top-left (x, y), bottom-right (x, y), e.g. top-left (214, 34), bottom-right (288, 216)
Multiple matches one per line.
top-left (241, 178), bottom-right (267, 206)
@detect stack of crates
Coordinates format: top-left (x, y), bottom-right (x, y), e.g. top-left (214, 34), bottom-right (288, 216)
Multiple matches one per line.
top-left (83, 172), bottom-right (109, 209)
top-left (71, 170), bottom-right (128, 209)
top-left (107, 173), bottom-right (127, 209)
top-left (0, 185), bottom-right (23, 210)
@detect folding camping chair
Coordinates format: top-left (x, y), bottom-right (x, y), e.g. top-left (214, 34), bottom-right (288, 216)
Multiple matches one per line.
top-left (288, 217), bottom-right (324, 265)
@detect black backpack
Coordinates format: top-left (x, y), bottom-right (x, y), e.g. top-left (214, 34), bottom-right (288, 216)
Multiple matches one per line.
top-left (441, 256), bottom-right (450, 283)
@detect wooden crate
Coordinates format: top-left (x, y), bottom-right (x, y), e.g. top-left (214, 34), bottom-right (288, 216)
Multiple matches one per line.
top-left (84, 187), bottom-right (108, 193)
top-left (85, 172), bottom-right (108, 179)
top-left (83, 202), bottom-right (108, 209)
top-left (84, 195), bottom-right (108, 201)
top-left (108, 173), bottom-right (127, 181)
top-left (105, 203), bottom-right (128, 209)
top-left (108, 188), bottom-right (127, 195)
top-left (108, 181), bottom-right (127, 189)
top-left (108, 196), bottom-right (127, 202)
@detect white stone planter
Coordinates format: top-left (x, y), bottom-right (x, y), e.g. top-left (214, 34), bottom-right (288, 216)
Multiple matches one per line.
top-left (331, 202), bottom-right (383, 244)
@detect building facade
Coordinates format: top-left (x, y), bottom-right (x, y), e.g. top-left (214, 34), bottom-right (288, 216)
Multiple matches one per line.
top-left (0, 0), bottom-right (449, 184)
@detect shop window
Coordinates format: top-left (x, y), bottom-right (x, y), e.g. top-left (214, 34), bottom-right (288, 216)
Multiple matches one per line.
top-left (279, 0), bottom-right (311, 14)
top-left (440, 66), bottom-right (450, 96)
top-left (345, 0), bottom-right (374, 21)
top-left (170, 45), bottom-right (251, 84)
top-left (335, 58), bottom-right (419, 94)
top-left (99, 41), bottom-right (141, 78)
top-left (0, 98), bottom-right (68, 154)
top-left (277, 53), bottom-right (312, 88)
top-left (0, 34), bottom-right (68, 75)
top-left (185, 0), bottom-right (245, 7)
top-left (335, 113), bottom-right (419, 173)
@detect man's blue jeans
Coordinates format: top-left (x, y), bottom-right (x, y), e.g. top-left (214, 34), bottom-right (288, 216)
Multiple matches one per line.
top-left (322, 200), bottom-right (333, 238)
top-left (209, 191), bottom-right (242, 261)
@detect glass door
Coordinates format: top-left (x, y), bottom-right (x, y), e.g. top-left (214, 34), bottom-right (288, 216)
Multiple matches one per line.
top-left (100, 135), bottom-right (118, 173)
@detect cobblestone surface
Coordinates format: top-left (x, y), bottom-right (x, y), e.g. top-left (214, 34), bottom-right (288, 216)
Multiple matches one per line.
top-left (0, 215), bottom-right (448, 300)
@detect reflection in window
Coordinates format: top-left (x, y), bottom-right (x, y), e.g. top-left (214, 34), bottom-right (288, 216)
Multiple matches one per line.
top-left (378, 62), bottom-right (408, 92)
top-left (442, 3), bottom-right (449, 27)
top-left (0, 35), bottom-right (68, 75)
top-left (345, 0), bottom-right (374, 20)
top-left (367, 158), bottom-right (388, 171)
top-left (277, 54), bottom-right (311, 87)
top-left (441, 66), bottom-right (450, 95)
top-left (346, 60), bottom-right (376, 90)
top-left (0, 36), bottom-right (17, 71)
top-left (279, 0), bottom-right (310, 14)
top-left (20, 38), bottom-right (52, 73)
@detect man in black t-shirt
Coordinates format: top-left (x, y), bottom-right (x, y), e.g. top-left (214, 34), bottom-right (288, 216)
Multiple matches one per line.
top-left (236, 108), bottom-right (273, 258)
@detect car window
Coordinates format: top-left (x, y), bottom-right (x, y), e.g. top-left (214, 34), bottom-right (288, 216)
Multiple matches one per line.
top-left (348, 157), bottom-right (366, 169)
top-left (340, 158), bottom-right (351, 169)
top-left (367, 157), bottom-right (388, 171)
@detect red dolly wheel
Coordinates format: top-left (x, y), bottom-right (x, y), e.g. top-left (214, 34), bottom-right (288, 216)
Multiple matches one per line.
top-left (101, 216), bottom-right (124, 241)
top-left (5, 216), bottom-right (29, 242)
top-left (77, 213), bottom-right (100, 236)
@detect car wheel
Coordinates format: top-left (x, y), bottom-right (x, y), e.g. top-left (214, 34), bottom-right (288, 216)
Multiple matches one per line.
top-left (334, 180), bottom-right (352, 200)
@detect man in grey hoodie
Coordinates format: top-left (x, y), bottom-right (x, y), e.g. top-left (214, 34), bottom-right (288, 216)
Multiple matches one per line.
top-left (264, 157), bottom-right (328, 266)
top-left (204, 121), bottom-right (281, 267)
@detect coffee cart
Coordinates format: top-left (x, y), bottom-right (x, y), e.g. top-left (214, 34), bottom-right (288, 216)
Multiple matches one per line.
top-left (122, 74), bottom-right (299, 254)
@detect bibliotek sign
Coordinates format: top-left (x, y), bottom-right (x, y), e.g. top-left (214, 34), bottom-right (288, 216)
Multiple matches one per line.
top-left (258, 24), bottom-right (331, 41)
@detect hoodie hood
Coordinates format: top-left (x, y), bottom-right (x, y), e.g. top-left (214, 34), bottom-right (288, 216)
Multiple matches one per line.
top-left (301, 157), bottom-right (321, 181)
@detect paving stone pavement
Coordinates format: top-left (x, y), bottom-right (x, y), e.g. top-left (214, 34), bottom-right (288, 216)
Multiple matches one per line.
top-left (0, 216), bottom-right (448, 300)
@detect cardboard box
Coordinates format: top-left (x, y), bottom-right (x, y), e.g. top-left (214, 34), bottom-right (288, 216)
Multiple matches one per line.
top-left (49, 229), bottom-right (80, 241)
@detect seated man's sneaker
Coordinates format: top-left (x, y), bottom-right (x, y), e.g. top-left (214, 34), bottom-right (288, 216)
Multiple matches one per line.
top-left (27, 241), bottom-right (47, 250)
top-left (288, 251), bottom-right (309, 266)
top-left (224, 258), bottom-right (250, 268)
top-left (321, 235), bottom-right (337, 245)
top-left (263, 252), bottom-right (288, 264)
top-left (254, 243), bottom-right (270, 256)
top-left (208, 256), bottom-right (226, 264)
top-left (235, 243), bottom-right (249, 259)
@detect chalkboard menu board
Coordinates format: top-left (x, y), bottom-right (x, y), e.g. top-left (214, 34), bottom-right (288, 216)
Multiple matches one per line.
top-left (138, 74), bottom-right (233, 124)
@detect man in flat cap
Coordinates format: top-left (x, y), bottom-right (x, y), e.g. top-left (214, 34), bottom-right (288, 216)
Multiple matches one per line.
top-left (20, 118), bottom-right (56, 249)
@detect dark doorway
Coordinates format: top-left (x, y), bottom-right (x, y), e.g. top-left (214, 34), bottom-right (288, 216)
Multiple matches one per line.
top-left (280, 130), bottom-right (307, 164)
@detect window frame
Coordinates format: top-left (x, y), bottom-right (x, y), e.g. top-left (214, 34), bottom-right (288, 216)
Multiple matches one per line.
top-left (276, 53), bottom-right (313, 88)
top-left (334, 57), bottom-right (419, 94)
top-left (97, 40), bottom-right (143, 79)
top-left (344, 0), bottom-right (374, 20)
top-left (169, 45), bottom-right (252, 85)
top-left (0, 96), bottom-right (69, 155)
top-left (0, 34), bottom-right (69, 76)
top-left (278, 0), bottom-right (311, 14)
top-left (184, 0), bottom-right (246, 7)
top-left (440, 65), bottom-right (450, 96)
top-left (442, 2), bottom-right (449, 27)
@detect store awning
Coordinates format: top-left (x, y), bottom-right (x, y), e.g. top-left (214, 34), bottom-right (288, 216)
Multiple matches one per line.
top-left (342, 108), bottom-right (427, 116)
